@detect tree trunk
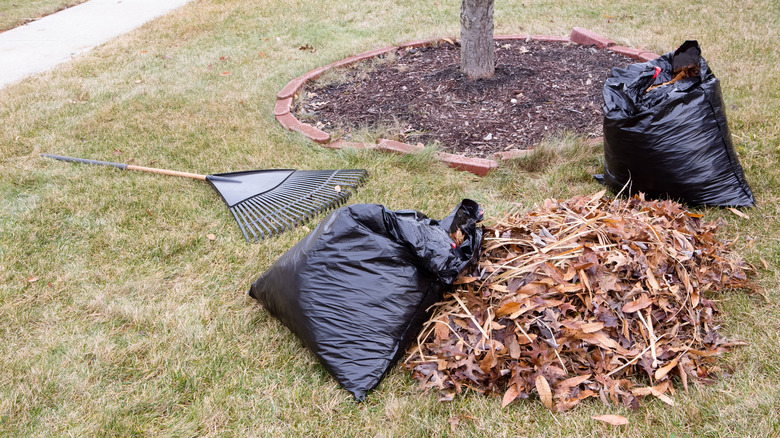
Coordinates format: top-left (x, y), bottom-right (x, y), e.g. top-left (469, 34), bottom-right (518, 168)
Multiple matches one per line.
top-left (460, 0), bottom-right (495, 79)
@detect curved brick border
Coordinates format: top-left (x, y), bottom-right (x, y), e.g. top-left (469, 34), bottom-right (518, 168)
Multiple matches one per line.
top-left (275, 27), bottom-right (659, 176)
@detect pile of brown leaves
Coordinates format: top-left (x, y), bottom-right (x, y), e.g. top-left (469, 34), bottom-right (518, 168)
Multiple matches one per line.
top-left (405, 192), bottom-right (754, 411)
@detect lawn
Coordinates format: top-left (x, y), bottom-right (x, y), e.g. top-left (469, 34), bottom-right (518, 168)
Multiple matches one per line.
top-left (1, 0), bottom-right (778, 436)
top-left (0, 0), bottom-right (87, 32)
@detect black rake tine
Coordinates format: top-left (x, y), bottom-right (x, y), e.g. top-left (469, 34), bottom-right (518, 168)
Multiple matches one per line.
top-left (234, 202), bottom-right (267, 240)
top-left (326, 190), bottom-right (350, 207)
top-left (262, 191), bottom-right (318, 221)
top-left (245, 200), bottom-right (285, 237)
top-left (268, 173), bottom-right (326, 196)
top-left (264, 196), bottom-right (318, 224)
top-left (228, 207), bottom-right (254, 242)
top-left (254, 186), bottom-right (322, 217)
top-left (268, 192), bottom-right (325, 217)
top-left (237, 168), bottom-right (368, 241)
top-left (274, 193), bottom-right (321, 222)
top-left (334, 169), bottom-right (368, 183)
top-left (230, 203), bottom-right (259, 241)
top-left (239, 199), bottom-right (279, 239)
top-left (303, 174), bottom-right (352, 204)
top-left (334, 175), bottom-right (368, 190)
top-left (283, 184), bottom-right (342, 210)
top-left (333, 168), bottom-right (368, 181)
top-left (269, 181), bottom-right (341, 212)
top-left (328, 169), bottom-right (367, 188)
top-left (325, 173), bottom-right (360, 187)
top-left (242, 203), bottom-right (279, 237)
top-left (295, 169), bottom-right (346, 186)
top-left (255, 189), bottom-right (320, 222)
top-left (246, 196), bottom-right (298, 231)
top-left (261, 198), bottom-right (307, 227)
top-left (286, 171), bottom-right (339, 192)
top-left (329, 179), bottom-right (361, 190)
top-left (302, 191), bottom-right (338, 212)
top-left (254, 198), bottom-right (297, 235)
top-left (230, 205), bottom-right (257, 242)
top-left (297, 190), bottom-right (339, 212)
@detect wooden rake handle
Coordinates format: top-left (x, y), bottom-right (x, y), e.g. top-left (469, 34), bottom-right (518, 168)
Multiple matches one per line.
top-left (41, 154), bottom-right (209, 180)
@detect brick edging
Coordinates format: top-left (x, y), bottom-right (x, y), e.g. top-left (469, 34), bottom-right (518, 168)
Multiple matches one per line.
top-left (275, 27), bottom-right (659, 176)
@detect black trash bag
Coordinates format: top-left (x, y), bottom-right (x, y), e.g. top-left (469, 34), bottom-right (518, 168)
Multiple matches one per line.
top-left (248, 200), bottom-right (483, 401)
top-left (601, 40), bottom-right (754, 207)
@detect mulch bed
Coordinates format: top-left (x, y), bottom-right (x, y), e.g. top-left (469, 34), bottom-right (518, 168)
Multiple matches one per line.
top-left (295, 40), bottom-right (636, 158)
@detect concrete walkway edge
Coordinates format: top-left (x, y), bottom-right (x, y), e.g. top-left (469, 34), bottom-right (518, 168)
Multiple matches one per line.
top-left (0, 0), bottom-right (193, 89)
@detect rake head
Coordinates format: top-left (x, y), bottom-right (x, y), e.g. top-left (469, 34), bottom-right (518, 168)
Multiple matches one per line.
top-left (207, 168), bottom-right (368, 242)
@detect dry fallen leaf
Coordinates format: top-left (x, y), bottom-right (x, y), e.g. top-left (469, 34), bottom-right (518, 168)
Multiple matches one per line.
top-left (434, 319), bottom-right (449, 341)
top-left (501, 384), bottom-right (518, 408)
top-left (581, 322), bottom-right (604, 333)
top-left (220, 71), bottom-right (231, 76)
top-left (728, 207), bottom-right (750, 219)
top-left (448, 416), bottom-right (459, 433)
top-left (26, 276), bottom-right (39, 283)
top-left (452, 276), bottom-right (479, 285)
top-left (622, 295), bottom-right (653, 313)
top-left (654, 355), bottom-right (680, 380)
top-left (592, 414), bottom-right (628, 426)
top-left (535, 375), bottom-right (553, 410)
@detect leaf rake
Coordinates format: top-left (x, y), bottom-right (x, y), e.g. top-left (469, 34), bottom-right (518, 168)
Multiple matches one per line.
top-left (41, 154), bottom-right (368, 242)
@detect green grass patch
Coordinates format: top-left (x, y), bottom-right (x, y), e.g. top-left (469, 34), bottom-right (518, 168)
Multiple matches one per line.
top-left (1, 0), bottom-right (779, 436)
top-left (0, 0), bottom-right (88, 32)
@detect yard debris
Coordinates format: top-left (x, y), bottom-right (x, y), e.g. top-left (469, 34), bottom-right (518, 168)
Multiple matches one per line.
top-left (405, 191), bottom-right (755, 411)
top-left (592, 414), bottom-right (629, 426)
top-left (646, 40), bottom-right (701, 93)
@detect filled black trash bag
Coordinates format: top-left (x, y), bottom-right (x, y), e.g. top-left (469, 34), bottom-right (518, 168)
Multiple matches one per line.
top-left (601, 40), bottom-right (754, 207)
top-left (248, 200), bottom-right (483, 401)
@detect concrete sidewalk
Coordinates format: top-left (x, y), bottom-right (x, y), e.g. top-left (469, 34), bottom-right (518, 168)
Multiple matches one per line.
top-left (0, 0), bottom-right (193, 89)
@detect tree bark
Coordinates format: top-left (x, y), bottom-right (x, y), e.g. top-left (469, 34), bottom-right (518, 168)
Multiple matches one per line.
top-left (460, 0), bottom-right (495, 79)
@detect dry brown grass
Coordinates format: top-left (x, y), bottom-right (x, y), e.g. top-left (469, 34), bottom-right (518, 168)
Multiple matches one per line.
top-left (1, 0), bottom-right (778, 436)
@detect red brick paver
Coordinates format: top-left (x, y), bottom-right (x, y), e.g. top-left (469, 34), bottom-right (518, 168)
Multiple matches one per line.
top-left (436, 152), bottom-right (498, 176)
top-left (570, 27), bottom-right (615, 49)
top-left (377, 139), bottom-right (425, 155)
top-left (274, 97), bottom-right (292, 116)
top-left (297, 124), bottom-right (330, 144)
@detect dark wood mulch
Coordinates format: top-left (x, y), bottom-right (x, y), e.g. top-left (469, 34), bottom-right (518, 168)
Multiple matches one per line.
top-left (294, 40), bottom-right (637, 158)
